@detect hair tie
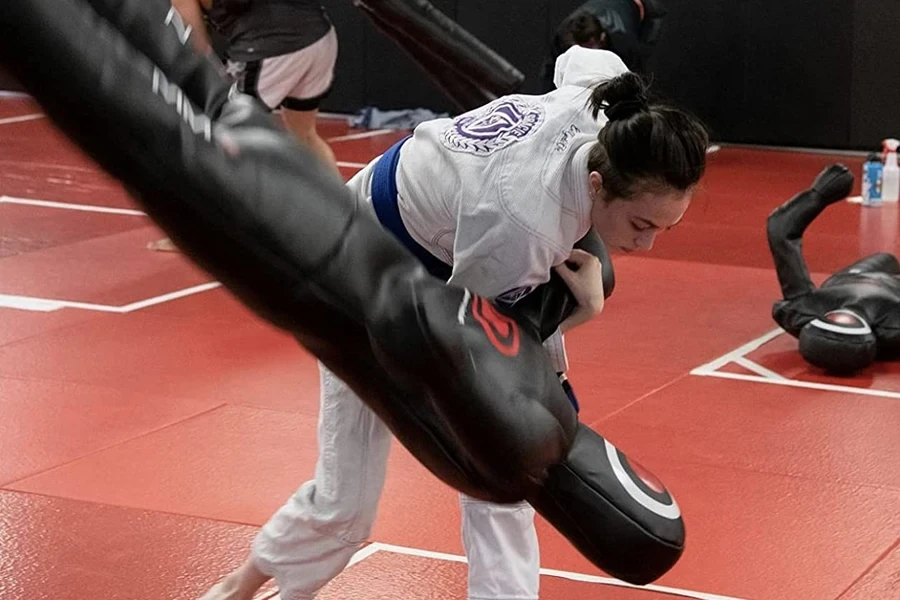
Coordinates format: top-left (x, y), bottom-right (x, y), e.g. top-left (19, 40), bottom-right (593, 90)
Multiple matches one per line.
top-left (604, 99), bottom-right (647, 121)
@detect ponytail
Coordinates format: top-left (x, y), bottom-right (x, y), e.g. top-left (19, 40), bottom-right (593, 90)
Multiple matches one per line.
top-left (589, 71), bottom-right (648, 121)
top-left (587, 72), bottom-right (709, 199)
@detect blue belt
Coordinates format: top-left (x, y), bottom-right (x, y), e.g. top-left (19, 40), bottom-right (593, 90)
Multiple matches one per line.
top-left (371, 136), bottom-right (453, 281)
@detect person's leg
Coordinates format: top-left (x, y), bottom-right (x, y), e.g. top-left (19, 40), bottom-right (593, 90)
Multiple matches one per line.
top-left (280, 106), bottom-right (339, 176)
top-left (195, 559), bottom-right (269, 600)
top-left (258, 28), bottom-right (340, 176)
top-left (460, 495), bottom-right (540, 600)
top-left (196, 364), bottom-right (393, 600)
top-left (193, 163), bottom-right (385, 600)
top-left (150, 34), bottom-right (340, 254)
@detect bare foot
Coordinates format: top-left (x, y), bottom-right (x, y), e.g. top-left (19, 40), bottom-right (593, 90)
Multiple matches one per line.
top-left (147, 237), bottom-right (180, 252)
top-left (196, 558), bottom-right (271, 600)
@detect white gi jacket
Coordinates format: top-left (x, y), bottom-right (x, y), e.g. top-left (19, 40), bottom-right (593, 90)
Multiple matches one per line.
top-left (392, 47), bottom-right (629, 371)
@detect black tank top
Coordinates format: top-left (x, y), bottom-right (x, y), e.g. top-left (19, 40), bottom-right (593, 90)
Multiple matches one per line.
top-left (206, 0), bottom-right (332, 62)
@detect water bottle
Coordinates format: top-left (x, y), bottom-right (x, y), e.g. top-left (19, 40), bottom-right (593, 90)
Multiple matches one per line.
top-left (862, 153), bottom-right (884, 207)
top-left (881, 138), bottom-right (899, 202)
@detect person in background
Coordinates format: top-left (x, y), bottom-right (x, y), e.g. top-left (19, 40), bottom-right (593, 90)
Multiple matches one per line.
top-left (541, 0), bottom-right (667, 91)
top-left (152, 0), bottom-right (340, 251)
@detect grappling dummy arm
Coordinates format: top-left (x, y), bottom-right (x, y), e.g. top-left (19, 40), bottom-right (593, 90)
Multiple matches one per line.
top-left (1, 0), bottom-right (683, 584)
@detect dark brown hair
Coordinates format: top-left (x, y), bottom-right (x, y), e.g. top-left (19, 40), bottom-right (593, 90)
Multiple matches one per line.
top-left (561, 14), bottom-right (609, 50)
top-left (588, 72), bottom-right (709, 200)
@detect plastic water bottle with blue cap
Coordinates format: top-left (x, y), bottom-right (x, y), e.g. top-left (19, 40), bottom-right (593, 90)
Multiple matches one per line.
top-left (881, 138), bottom-right (899, 202)
top-left (862, 152), bottom-right (884, 207)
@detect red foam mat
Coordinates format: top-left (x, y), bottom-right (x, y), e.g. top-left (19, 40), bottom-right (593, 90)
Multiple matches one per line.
top-left (835, 541), bottom-right (900, 600)
top-left (2, 96), bottom-right (899, 600)
top-left (0, 376), bottom-right (221, 486)
top-left (0, 490), bottom-right (262, 600)
top-left (7, 405), bottom-right (323, 525)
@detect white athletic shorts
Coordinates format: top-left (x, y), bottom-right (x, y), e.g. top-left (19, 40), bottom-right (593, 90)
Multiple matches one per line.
top-left (227, 26), bottom-right (338, 112)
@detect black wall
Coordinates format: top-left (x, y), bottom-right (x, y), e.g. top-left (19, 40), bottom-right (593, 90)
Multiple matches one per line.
top-left (850, 1), bottom-right (900, 149)
top-left (319, 0), bottom-right (899, 151)
top-left (0, 64), bottom-right (24, 93)
top-left (1, 1), bottom-right (897, 150)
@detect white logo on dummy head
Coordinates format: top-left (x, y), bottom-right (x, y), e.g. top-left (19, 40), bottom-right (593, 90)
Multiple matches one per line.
top-left (441, 97), bottom-right (545, 156)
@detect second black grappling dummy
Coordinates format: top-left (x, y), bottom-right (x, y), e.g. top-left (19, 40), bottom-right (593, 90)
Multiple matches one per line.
top-left (768, 164), bottom-right (900, 374)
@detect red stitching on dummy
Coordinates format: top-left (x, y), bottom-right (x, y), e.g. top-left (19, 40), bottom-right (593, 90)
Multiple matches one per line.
top-left (472, 295), bottom-right (520, 357)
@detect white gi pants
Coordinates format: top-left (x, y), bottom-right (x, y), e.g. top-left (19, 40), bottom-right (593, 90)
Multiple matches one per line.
top-left (250, 161), bottom-right (540, 600)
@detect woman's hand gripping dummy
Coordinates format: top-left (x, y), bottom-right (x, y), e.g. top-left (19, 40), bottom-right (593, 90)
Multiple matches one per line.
top-left (555, 248), bottom-right (607, 332)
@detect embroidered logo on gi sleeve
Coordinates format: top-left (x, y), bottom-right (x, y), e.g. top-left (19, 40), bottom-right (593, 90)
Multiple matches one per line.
top-left (554, 124), bottom-right (581, 152)
top-left (440, 97), bottom-right (545, 156)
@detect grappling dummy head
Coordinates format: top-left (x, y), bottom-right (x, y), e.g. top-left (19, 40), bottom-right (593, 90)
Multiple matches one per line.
top-left (798, 309), bottom-right (877, 374)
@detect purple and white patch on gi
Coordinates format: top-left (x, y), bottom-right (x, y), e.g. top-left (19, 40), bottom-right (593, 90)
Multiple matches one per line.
top-left (440, 97), bottom-right (545, 156)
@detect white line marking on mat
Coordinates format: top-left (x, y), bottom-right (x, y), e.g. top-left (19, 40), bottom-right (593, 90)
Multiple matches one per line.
top-left (694, 370), bottom-right (900, 400)
top-left (714, 142), bottom-right (870, 158)
top-left (690, 328), bottom-right (785, 376)
top-left (847, 195), bottom-right (899, 205)
top-left (733, 356), bottom-right (789, 381)
top-left (1, 196), bottom-right (220, 313)
top-left (347, 542), bottom-right (383, 567)
top-left (0, 283), bottom-right (221, 314)
top-left (336, 161), bottom-right (367, 169)
top-left (0, 113), bottom-right (44, 125)
top-left (0, 195), bottom-right (146, 216)
top-left (316, 111), bottom-right (352, 120)
top-left (258, 543), bottom-right (382, 600)
top-left (368, 543), bottom-right (754, 600)
top-left (327, 128), bottom-right (394, 142)
top-left (117, 282), bottom-right (223, 312)
top-left (691, 328), bottom-right (900, 399)
top-left (0, 295), bottom-right (85, 312)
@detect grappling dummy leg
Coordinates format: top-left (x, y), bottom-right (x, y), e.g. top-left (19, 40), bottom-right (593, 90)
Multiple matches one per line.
top-left (2, 0), bottom-right (682, 584)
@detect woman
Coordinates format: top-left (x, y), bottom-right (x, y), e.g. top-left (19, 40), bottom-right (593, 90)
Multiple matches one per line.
top-left (202, 45), bottom-right (709, 600)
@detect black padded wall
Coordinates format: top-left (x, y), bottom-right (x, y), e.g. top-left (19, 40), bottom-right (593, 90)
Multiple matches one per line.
top-left (850, 1), bottom-right (900, 150)
top-left (2, 0), bottom-right (897, 150)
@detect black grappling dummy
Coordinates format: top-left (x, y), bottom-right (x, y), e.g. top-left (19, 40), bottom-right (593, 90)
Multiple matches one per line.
top-left (2, 0), bottom-right (682, 585)
top-left (353, 0), bottom-right (525, 112)
top-left (768, 164), bottom-right (900, 375)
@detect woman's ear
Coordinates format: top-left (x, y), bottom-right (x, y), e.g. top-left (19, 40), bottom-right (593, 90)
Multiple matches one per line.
top-left (589, 171), bottom-right (603, 197)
